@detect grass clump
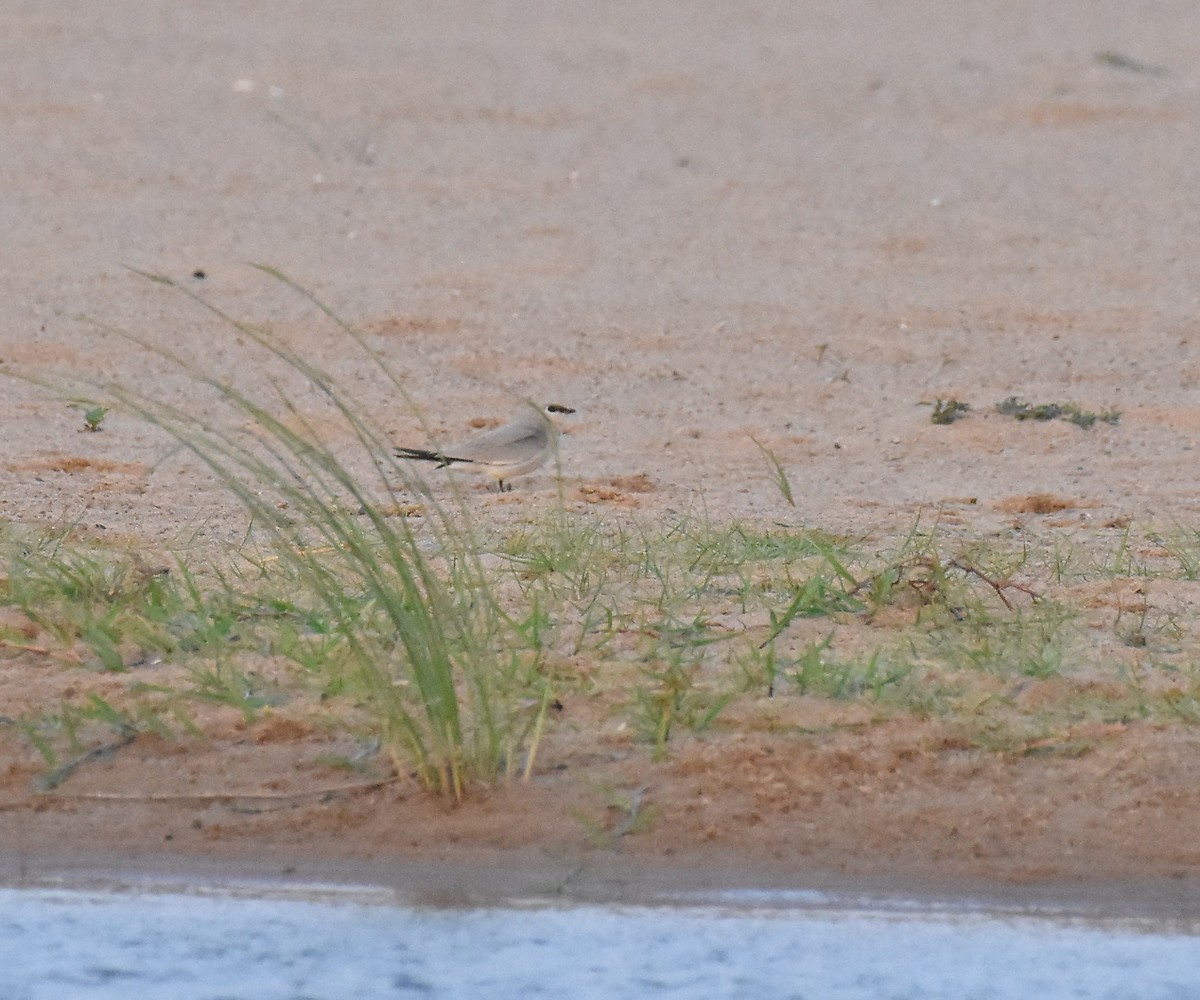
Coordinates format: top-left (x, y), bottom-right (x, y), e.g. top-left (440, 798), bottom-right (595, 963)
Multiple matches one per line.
top-left (1, 527), bottom-right (240, 672)
top-left (82, 405), bottom-right (108, 432)
top-left (995, 396), bottom-right (1120, 429)
top-left (631, 658), bottom-right (732, 760)
top-left (13, 267), bottom-right (556, 801)
top-left (751, 437), bottom-right (795, 505)
top-left (930, 398), bottom-right (970, 425)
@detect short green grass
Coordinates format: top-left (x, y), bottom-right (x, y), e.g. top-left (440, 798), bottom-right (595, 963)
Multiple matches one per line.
top-left (7, 510), bottom-right (1200, 790)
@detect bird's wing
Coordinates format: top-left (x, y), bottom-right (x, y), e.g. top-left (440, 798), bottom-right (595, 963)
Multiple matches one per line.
top-left (451, 414), bottom-right (549, 466)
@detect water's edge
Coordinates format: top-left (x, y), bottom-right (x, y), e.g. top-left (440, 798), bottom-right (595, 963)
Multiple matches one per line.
top-left (4, 850), bottom-right (1200, 933)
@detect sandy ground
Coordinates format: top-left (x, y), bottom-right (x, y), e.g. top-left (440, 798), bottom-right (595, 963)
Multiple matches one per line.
top-left (4, 2), bottom-right (1200, 902)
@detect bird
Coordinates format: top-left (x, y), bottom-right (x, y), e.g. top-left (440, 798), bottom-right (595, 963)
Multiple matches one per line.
top-left (395, 402), bottom-right (575, 491)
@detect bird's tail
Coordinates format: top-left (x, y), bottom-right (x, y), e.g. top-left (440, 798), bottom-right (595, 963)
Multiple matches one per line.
top-left (395, 447), bottom-right (473, 468)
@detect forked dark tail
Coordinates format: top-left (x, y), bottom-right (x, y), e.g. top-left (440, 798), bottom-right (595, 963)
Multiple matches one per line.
top-left (395, 447), bottom-right (474, 468)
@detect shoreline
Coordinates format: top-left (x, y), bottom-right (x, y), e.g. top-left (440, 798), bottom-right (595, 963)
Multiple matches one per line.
top-left (5, 845), bottom-right (1200, 926)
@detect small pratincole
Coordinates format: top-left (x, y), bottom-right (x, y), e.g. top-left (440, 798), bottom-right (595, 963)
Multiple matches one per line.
top-left (395, 402), bottom-right (575, 491)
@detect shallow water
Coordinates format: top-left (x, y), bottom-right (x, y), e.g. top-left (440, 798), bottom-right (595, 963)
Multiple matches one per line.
top-left (2, 882), bottom-right (1198, 1000)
